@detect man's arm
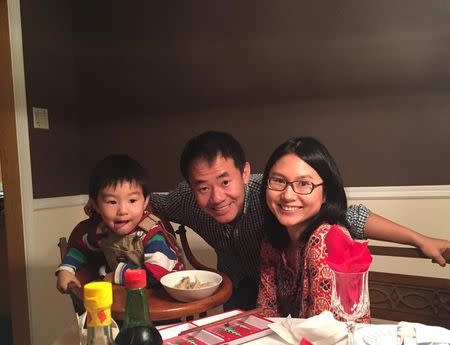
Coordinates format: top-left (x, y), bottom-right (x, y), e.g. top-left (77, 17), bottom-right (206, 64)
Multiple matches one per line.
top-left (365, 212), bottom-right (450, 267)
top-left (150, 181), bottom-right (193, 224)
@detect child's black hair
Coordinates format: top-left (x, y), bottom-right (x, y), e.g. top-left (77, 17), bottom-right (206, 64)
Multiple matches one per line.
top-left (88, 154), bottom-right (150, 200)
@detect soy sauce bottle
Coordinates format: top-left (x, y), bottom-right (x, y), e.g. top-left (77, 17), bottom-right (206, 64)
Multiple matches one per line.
top-left (115, 269), bottom-right (162, 345)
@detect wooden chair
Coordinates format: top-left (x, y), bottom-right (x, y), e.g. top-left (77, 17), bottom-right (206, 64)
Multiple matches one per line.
top-left (368, 245), bottom-right (450, 328)
top-left (58, 237), bottom-right (86, 316)
top-left (58, 219), bottom-right (232, 321)
top-left (58, 218), bottom-right (107, 317)
top-left (164, 222), bottom-right (213, 272)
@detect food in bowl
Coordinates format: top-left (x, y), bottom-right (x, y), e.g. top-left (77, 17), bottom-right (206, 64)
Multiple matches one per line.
top-left (160, 270), bottom-right (222, 302)
top-left (175, 275), bottom-right (214, 289)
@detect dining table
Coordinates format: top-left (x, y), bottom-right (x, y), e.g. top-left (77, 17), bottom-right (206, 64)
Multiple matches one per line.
top-left (239, 320), bottom-right (385, 344)
top-left (68, 270), bottom-right (233, 322)
top-left (157, 311), bottom-right (450, 345)
top-left (111, 271), bottom-right (233, 321)
top-left (224, 320), bottom-right (450, 345)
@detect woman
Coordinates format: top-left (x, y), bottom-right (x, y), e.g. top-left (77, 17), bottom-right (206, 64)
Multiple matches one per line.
top-left (257, 137), bottom-right (370, 322)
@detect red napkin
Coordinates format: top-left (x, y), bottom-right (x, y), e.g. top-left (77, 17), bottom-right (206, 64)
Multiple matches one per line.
top-left (325, 225), bottom-right (372, 273)
top-left (325, 225), bottom-right (372, 315)
top-left (299, 338), bottom-right (313, 345)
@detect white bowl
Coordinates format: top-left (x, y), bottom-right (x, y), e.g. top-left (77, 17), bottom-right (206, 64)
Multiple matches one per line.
top-left (160, 270), bottom-right (222, 302)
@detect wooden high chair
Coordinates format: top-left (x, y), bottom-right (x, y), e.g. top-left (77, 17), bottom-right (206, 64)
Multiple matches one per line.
top-left (58, 218), bottom-right (232, 321)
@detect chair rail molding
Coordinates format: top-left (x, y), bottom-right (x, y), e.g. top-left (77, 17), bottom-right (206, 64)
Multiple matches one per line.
top-left (33, 185), bottom-right (450, 210)
top-left (33, 194), bottom-right (89, 210)
top-left (345, 185), bottom-right (450, 200)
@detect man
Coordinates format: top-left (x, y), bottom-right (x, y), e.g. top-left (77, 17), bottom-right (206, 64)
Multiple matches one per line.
top-left (151, 131), bottom-right (450, 310)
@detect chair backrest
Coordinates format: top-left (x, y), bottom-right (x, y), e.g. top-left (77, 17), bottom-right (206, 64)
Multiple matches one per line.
top-left (58, 237), bottom-right (85, 316)
top-left (368, 245), bottom-right (450, 328)
top-left (156, 217), bottom-right (215, 271)
top-left (172, 224), bottom-right (216, 272)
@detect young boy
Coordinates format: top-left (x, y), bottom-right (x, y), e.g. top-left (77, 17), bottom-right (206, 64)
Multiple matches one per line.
top-left (56, 154), bottom-right (184, 293)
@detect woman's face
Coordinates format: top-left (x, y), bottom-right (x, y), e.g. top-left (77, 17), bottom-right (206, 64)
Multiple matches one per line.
top-left (266, 153), bottom-right (325, 234)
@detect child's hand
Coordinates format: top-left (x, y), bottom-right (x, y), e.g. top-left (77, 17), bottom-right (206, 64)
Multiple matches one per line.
top-left (103, 272), bottom-right (114, 283)
top-left (56, 270), bottom-right (81, 293)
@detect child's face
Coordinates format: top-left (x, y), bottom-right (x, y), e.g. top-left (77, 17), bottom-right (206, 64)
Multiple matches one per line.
top-left (93, 180), bottom-right (149, 236)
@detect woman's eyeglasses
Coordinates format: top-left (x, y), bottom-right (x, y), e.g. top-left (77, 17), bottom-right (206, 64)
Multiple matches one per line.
top-left (267, 176), bottom-right (324, 195)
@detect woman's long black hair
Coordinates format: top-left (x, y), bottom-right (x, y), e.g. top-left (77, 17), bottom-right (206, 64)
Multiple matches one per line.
top-left (261, 137), bottom-right (349, 250)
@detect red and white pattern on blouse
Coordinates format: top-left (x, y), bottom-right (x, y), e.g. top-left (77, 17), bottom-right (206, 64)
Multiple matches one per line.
top-left (257, 223), bottom-right (370, 323)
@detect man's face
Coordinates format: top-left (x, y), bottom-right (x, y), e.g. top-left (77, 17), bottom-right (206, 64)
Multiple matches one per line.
top-left (188, 155), bottom-right (250, 224)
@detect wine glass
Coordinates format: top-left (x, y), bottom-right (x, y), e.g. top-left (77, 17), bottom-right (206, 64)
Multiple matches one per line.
top-left (330, 269), bottom-right (370, 345)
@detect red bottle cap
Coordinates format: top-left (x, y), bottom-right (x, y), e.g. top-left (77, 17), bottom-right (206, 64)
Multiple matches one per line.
top-left (125, 269), bottom-right (146, 289)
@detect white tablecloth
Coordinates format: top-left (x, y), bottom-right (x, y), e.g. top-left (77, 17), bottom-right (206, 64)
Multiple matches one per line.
top-left (244, 333), bottom-right (292, 344)
top-left (248, 321), bottom-right (449, 345)
top-left (244, 318), bottom-right (384, 345)
top-left (157, 312), bottom-right (450, 345)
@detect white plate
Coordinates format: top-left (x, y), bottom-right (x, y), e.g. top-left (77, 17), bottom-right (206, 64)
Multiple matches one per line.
top-left (354, 325), bottom-right (397, 345)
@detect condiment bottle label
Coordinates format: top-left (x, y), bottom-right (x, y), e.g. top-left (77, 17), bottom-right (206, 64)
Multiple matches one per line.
top-left (86, 307), bottom-right (112, 327)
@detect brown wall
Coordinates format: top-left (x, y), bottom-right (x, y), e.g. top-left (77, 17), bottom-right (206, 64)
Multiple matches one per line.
top-left (22, 1), bottom-right (450, 198)
top-left (21, 0), bottom-right (82, 197)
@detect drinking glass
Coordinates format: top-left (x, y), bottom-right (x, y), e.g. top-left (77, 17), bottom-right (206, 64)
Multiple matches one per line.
top-left (331, 269), bottom-right (370, 345)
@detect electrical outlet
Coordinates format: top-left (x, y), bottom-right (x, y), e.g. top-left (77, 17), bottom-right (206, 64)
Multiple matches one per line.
top-left (33, 107), bottom-right (50, 130)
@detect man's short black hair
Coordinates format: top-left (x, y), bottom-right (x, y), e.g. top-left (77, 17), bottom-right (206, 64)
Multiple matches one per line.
top-left (88, 154), bottom-right (150, 200)
top-left (180, 131), bottom-right (247, 180)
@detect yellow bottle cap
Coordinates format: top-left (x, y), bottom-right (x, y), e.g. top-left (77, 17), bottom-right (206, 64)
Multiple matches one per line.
top-left (84, 281), bottom-right (113, 310)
